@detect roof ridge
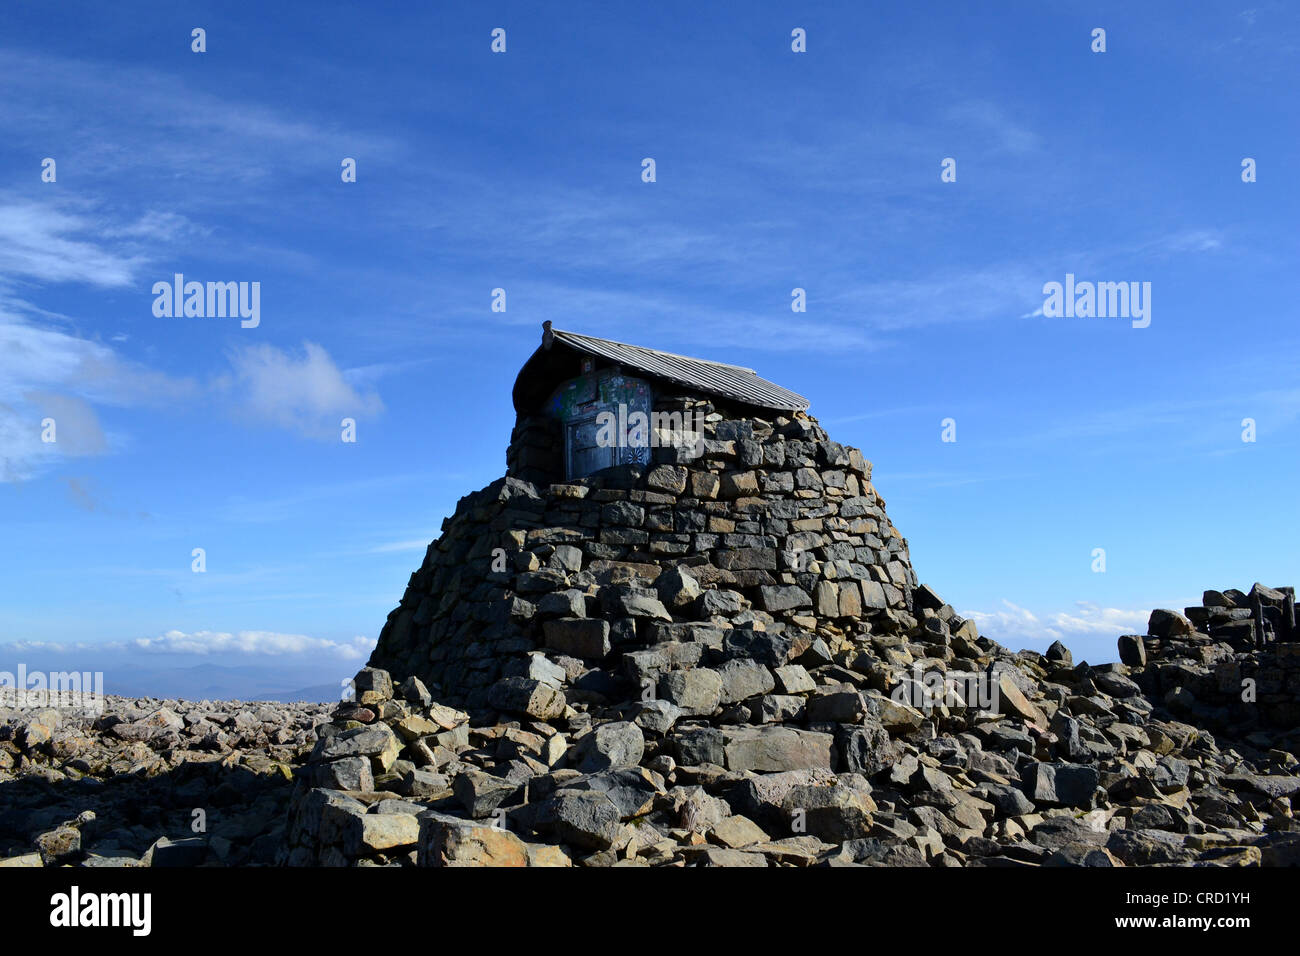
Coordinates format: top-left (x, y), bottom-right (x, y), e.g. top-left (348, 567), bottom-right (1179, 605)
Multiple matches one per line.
top-left (553, 328), bottom-right (759, 375)
top-left (524, 323), bottom-right (809, 413)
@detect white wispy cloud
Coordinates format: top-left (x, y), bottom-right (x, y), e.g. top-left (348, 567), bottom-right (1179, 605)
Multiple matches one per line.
top-left (964, 599), bottom-right (1150, 646)
top-left (944, 100), bottom-right (1042, 155)
top-left (217, 473), bottom-right (444, 524)
top-left (1048, 603), bottom-right (1152, 637)
top-left (0, 201), bottom-right (144, 287)
top-left (0, 199), bottom-right (387, 479)
top-left (367, 539), bottom-right (432, 554)
top-left (994, 382), bottom-right (1300, 453)
top-left (6, 631), bottom-right (376, 661)
top-left (0, 196), bottom-right (206, 480)
top-left (455, 221), bottom-right (1235, 361)
top-left (131, 630), bottom-right (375, 660)
top-left (0, 296), bottom-right (194, 481)
top-left (0, 49), bottom-right (403, 188)
top-left (2, 313), bottom-right (388, 479)
top-left (216, 341), bottom-right (384, 439)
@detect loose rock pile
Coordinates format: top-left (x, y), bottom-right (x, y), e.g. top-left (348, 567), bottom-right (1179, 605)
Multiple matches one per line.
top-left (283, 611), bottom-right (1300, 866)
top-left (0, 692), bottom-right (331, 867)
top-left (1121, 584), bottom-right (1300, 729)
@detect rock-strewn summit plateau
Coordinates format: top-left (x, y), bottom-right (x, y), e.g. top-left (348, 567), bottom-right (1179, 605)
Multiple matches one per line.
top-left (3, 328), bottom-right (1296, 867)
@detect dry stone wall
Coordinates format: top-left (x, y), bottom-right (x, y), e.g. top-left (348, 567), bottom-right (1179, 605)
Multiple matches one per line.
top-left (369, 404), bottom-right (919, 714)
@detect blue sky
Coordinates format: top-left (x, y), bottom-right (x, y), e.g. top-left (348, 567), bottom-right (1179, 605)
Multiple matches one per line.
top-left (1, 2), bottom-right (1297, 699)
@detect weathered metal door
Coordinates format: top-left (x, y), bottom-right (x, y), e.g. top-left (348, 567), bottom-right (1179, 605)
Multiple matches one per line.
top-left (565, 413), bottom-right (614, 478)
top-left (550, 371), bottom-right (653, 480)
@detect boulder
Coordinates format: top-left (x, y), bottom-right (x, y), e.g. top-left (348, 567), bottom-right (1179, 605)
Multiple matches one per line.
top-left (418, 819), bottom-right (528, 867)
top-left (722, 727), bottom-right (834, 773)
top-left (573, 721), bottom-right (645, 773)
top-left (488, 678), bottom-right (567, 721)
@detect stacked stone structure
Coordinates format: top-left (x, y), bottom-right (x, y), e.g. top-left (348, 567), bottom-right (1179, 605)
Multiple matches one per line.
top-left (368, 409), bottom-right (919, 715)
top-left (1121, 584), bottom-right (1300, 729)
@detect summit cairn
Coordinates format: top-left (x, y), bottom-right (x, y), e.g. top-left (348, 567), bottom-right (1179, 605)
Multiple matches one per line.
top-left (280, 328), bottom-right (1300, 867)
top-left (365, 323), bottom-right (918, 708)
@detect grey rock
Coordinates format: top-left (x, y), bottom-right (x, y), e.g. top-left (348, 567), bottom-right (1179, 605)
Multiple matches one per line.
top-left (673, 727), bottom-right (726, 767)
top-left (488, 677), bottom-right (567, 720)
top-left (523, 652), bottom-right (567, 688)
top-left (1106, 828), bottom-right (1196, 866)
top-left (562, 767), bottom-right (663, 819)
top-left (717, 659), bottom-right (776, 704)
top-left (645, 465), bottom-right (688, 494)
top-left (631, 699), bottom-right (681, 735)
top-left (1021, 762), bottom-right (1100, 809)
top-left (144, 836), bottom-right (207, 868)
top-left (839, 839), bottom-right (928, 867)
top-left (535, 790), bottom-right (623, 850)
top-left (549, 545), bottom-right (583, 572)
top-left (723, 726), bottom-right (834, 773)
top-left (759, 585), bottom-right (813, 613)
top-left (773, 664), bottom-right (816, 695)
top-left (1148, 609), bottom-right (1194, 639)
top-left (758, 694), bottom-right (806, 723)
top-left (453, 769), bottom-right (518, 818)
top-left (806, 689), bottom-right (866, 724)
top-left (573, 721), bottom-right (645, 773)
top-left (312, 723), bottom-right (401, 772)
top-left (353, 667), bottom-right (394, 705)
top-left (656, 566), bottom-right (702, 610)
top-left (783, 784), bottom-right (875, 842)
top-left (721, 630), bottom-right (793, 668)
top-left (975, 783), bottom-right (1035, 818)
top-left (399, 675), bottom-right (432, 708)
top-left (602, 587), bottom-right (672, 621)
top-left (1045, 843), bottom-right (1118, 867)
top-left (314, 756), bottom-right (374, 792)
top-left (658, 669), bottom-right (723, 716)
top-left (537, 589), bottom-right (587, 618)
top-left (343, 812), bottom-right (421, 857)
top-left (838, 723), bottom-right (897, 776)
top-left (400, 768), bottom-right (450, 798)
top-left (543, 618), bottom-right (611, 659)
top-left (1029, 817), bottom-right (1108, 849)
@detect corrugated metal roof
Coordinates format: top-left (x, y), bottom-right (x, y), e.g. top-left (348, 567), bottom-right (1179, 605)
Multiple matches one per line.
top-left (544, 327), bottom-right (810, 412)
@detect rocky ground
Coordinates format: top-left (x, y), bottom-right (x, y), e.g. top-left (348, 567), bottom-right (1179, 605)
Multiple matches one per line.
top-left (4, 587), bottom-right (1297, 868)
top-left (278, 588), bottom-right (1300, 867)
top-left (0, 694), bottom-right (331, 867)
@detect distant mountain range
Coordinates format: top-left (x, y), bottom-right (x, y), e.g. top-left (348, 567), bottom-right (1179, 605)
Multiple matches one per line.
top-left (0, 649), bottom-right (350, 704)
top-left (103, 664), bottom-right (345, 703)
